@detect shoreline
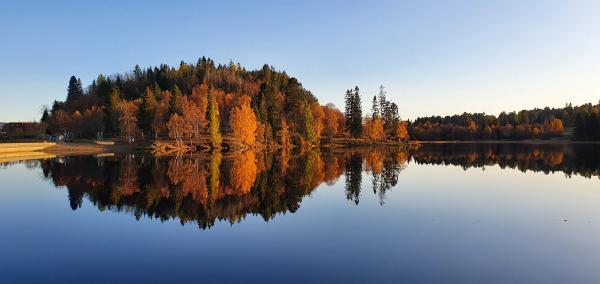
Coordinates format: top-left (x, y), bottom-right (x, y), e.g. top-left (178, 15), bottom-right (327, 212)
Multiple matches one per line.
top-left (411, 139), bottom-right (600, 145)
top-left (1, 139), bottom-right (599, 163)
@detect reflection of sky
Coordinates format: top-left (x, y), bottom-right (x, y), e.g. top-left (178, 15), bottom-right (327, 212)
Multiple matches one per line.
top-left (1, 160), bottom-right (600, 283)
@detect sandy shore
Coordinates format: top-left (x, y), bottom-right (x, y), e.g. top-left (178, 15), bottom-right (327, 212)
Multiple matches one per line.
top-left (0, 142), bottom-right (139, 163)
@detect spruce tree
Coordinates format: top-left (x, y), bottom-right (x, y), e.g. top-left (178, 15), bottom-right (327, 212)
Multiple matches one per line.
top-left (344, 89), bottom-right (353, 132)
top-left (372, 95), bottom-right (379, 118)
top-left (139, 87), bottom-right (157, 135)
top-left (40, 109), bottom-right (50, 123)
top-left (67, 76), bottom-right (83, 102)
top-left (105, 86), bottom-right (122, 134)
top-left (350, 86), bottom-right (363, 137)
top-left (169, 85), bottom-right (183, 116)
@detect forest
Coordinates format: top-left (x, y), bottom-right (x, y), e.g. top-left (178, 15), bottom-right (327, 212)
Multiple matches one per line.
top-left (31, 56), bottom-right (600, 145)
top-left (410, 102), bottom-right (600, 141)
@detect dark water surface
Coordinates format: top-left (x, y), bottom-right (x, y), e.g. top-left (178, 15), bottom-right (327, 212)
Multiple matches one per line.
top-left (1, 144), bottom-right (600, 283)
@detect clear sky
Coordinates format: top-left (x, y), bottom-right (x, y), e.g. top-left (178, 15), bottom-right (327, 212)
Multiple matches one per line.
top-left (1, 0), bottom-right (599, 122)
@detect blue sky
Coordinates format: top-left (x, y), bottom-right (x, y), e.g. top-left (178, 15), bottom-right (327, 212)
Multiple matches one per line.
top-left (1, 0), bottom-right (599, 121)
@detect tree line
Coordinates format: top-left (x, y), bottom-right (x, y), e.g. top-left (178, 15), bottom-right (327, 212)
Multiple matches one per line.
top-left (33, 56), bottom-right (600, 143)
top-left (409, 102), bottom-right (600, 141)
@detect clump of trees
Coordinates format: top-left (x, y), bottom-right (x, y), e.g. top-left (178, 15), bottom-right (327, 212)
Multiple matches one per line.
top-left (43, 58), bottom-right (347, 148)
top-left (574, 104), bottom-right (600, 141)
top-left (344, 85), bottom-right (409, 141)
top-left (408, 102), bottom-right (600, 141)
top-left (1, 122), bottom-right (46, 139)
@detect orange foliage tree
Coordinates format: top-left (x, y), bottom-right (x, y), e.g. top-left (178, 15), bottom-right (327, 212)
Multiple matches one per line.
top-left (119, 101), bottom-right (138, 142)
top-left (229, 97), bottom-right (258, 146)
top-left (311, 102), bottom-right (324, 140)
top-left (395, 121), bottom-right (409, 141)
top-left (364, 117), bottom-right (385, 140)
top-left (167, 114), bottom-right (185, 144)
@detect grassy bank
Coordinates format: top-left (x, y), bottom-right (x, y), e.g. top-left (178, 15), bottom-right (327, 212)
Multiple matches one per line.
top-left (0, 142), bottom-right (56, 154)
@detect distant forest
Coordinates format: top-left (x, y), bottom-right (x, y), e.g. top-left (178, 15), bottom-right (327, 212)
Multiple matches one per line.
top-left (410, 102), bottom-right (600, 141)
top-left (11, 56), bottom-right (599, 143)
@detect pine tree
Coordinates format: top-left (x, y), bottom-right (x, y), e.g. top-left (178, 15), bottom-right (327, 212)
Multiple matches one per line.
top-left (105, 86), bottom-right (122, 134)
top-left (207, 87), bottom-right (222, 148)
top-left (344, 87), bottom-right (363, 137)
top-left (139, 87), bottom-right (157, 135)
top-left (372, 95), bottom-right (379, 118)
top-left (95, 74), bottom-right (112, 105)
top-left (40, 109), bottom-right (50, 123)
top-left (344, 89), bottom-right (353, 129)
top-left (350, 86), bottom-right (363, 137)
top-left (66, 76), bottom-right (83, 102)
top-left (169, 85), bottom-right (183, 116)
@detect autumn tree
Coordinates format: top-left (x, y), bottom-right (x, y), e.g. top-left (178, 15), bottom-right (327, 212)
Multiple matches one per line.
top-left (167, 113), bottom-right (185, 144)
top-left (151, 102), bottom-right (168, 139)
top-left (119, 101), bottom-right (138, 142)
top-left (190, 84), bottom-right (209, 129)
top-left (395, 121), bottom-right (409, 141)
top-left (230, 97), bottom-right (258, 146)
top-left (182, 96), bottom-right (202, 142)
top-left (542, 118), bottom-right (564, 138)
top-left (311, 102), bottom-right (324, 140)
top-left (364, 117), bottom-right (385, 140)
top-left (323, 103), bottom-right (341, 139)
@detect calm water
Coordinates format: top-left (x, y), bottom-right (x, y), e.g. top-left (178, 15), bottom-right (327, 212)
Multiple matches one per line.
top-left (1, 144), bottom-right (600, 283)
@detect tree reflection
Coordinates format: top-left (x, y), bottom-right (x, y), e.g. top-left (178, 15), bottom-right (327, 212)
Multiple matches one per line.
top-left (345, 153), bottom-right (363, 205)
top-left (411, 143), bottom-right (600, 178)
top-left (32, 143), bottom-right (600, 231)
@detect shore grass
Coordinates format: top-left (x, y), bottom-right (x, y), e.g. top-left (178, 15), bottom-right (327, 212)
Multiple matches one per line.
top-left (0, 142), bottom-right (56, 154)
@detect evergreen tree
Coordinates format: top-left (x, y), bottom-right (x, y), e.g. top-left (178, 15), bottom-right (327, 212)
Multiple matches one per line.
top-left (168, 85), bottom-right (183, 116)
top-left (372, 95), bottom-right (379, 118)
top-left (344, 87), bottom-right (363, 137)
top-left (350, 86), bottom-right (363, 137)
top-left (40, 108), bottom-right (50, 123)
top-left (139, 87), bottom-right (157, 135)
top-left (344, 89), bottom-right (353, 128)
top-left (96, 74), bottom-right (112, 105)
top-left (105, 86), bottom-right (122, 134)
top-left (207, 87), bottom-right (222, 148)
top-left (66, 76), bottom-right (83, 102)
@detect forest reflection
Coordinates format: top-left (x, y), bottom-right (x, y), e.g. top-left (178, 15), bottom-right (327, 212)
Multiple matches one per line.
top-left (33, 143), bottom-right (600, 230)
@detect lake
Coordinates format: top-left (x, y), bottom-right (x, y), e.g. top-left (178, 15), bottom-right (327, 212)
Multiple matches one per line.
top-left (1, 143), bottom-right (600, 283)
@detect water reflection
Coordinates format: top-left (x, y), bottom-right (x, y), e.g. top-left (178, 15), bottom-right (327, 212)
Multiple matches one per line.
top-left (412, 143), bottom-right (600, 178)
top-left (28, 143), bottom-right (600, 230)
